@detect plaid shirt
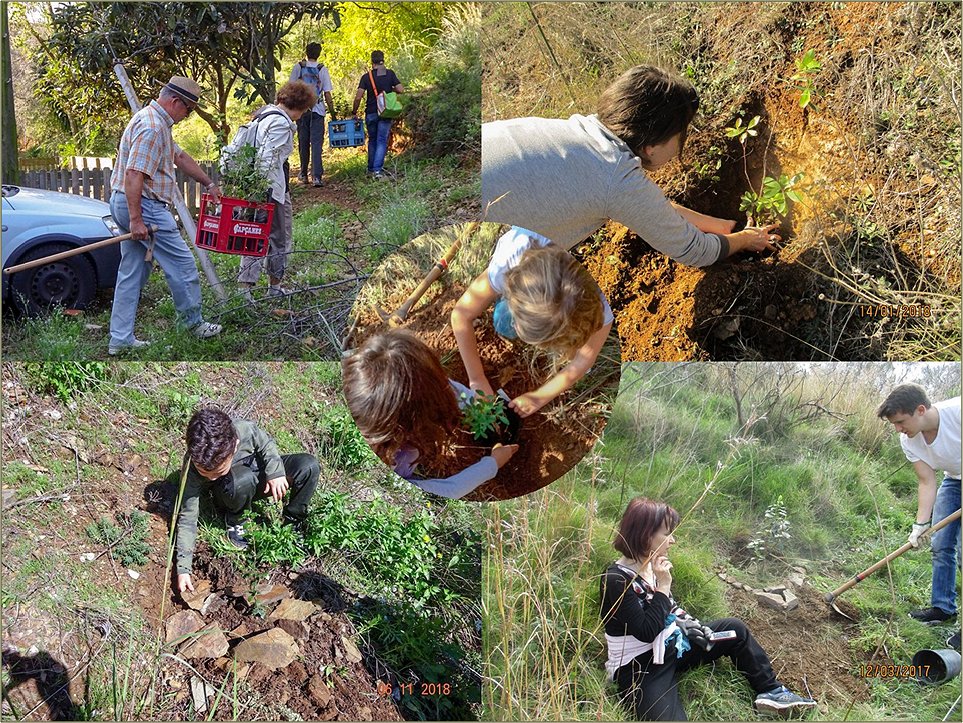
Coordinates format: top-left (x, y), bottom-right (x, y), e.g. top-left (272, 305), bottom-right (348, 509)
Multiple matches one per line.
top-left (111, 100), bottom-right (178, 203)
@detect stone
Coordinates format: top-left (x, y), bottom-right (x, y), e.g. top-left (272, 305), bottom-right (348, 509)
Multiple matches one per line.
top-left (189, 676), bottom-right (216, 714)
top-left (181, 580), bottom-right (212, 611)
top-left (307, 674), bottom-right (333, 707)
top-left (788, 572), bottom-right (806, 587)
top-left (165, 610), bottom-right (204, 645)
top-left (1, 490), bottom-right (16, 508)
top-left (199, 594), bottom-right (221, 616)
top-left (268, 598), bottom-right (316, 622)
top-left (233, 628), bottom-right (299, 671)
top-left (276, 619), bottom-right (309, 641)
top-left (249, 584), bottom-right (289, 607)
top-left (341, 635), bottom-right (363, 664)
top-left (763, 585), bottom-right (787, 595)
top-left (782, 590), bottom-right (800, 611)
top-left (179, 623), bottom-right (229, 660)
top-left (127, 569), bottom-right (140, 580)
top-left (228, 623), bottom-right (251, 638)
top-left (754, 591), bottom-right (787, 611)
top-left (357, 706), bottom-right (372, 721)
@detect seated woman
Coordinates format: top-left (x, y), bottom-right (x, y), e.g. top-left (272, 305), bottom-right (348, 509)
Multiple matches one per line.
top-left (600, 497), bottom-right (817, 720)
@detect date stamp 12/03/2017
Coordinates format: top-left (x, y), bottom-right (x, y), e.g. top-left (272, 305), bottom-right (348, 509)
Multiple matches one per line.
top-left (859, 663), bottom-right (930, 679)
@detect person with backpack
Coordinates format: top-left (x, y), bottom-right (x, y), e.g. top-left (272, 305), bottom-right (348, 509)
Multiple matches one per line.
top-left (352, 50), bottom-right (404, 179)
top-left (289, 42), bottom-right (335, 187)
top-left (234, 81), bottom-right (317, 301)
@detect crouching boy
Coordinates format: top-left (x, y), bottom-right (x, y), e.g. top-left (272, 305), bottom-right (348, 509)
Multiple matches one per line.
top-left (174, 408), bottom-right (320, 595)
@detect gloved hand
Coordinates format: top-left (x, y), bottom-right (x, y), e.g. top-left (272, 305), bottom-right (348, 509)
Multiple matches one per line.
top-left (676, 617), bottom-right (715, 651)
top-left (908, 521), bottom-right (931, 548)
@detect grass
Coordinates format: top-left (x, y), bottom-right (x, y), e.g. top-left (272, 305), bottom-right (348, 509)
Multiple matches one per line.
top-left (483, 361), bottom-right (961, 721)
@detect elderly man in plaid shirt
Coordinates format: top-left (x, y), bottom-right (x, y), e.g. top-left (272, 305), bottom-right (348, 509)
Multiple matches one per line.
top-left (108, 75), bottom-right (224, 355)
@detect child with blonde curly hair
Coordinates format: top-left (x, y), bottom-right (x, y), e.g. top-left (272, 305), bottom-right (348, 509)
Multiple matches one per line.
top-left (342, 329), bottom-right (518, 499)
top-left (451, 226), bottom-right (614, 418)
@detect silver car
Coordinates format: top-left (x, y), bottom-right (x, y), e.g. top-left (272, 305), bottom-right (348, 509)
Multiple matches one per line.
top-left (2, 185), bottom-right (122, 315)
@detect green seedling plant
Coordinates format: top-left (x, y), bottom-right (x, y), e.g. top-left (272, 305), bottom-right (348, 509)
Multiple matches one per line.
top-left (746, 495), bottom-right (792, 562)
top-left (218, 144), bottom-right (272, 202)
top-left (460, 391), bottom-right (510, 441)
top-left (724, 114), bottom-right (760, 145)
top-left (85, 510), bottom-right (152, 567)
top-left (740, 173), bottom-right (805, 218)
top-left (791, 49), bottom-right (821, 109)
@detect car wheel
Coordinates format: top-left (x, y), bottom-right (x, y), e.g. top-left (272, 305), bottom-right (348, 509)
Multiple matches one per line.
top-left (8, 243), bottom-right (97, 316)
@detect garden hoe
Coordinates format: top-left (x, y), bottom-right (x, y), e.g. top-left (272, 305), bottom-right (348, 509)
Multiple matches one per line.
top-left (374, 222), bottom-right (478, 327)
top-left (3, 225), bottom-right (160, 275)
top-left (824, 508), bottom-right (962, 619)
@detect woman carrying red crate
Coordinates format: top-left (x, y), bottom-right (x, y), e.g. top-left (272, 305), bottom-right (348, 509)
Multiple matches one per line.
top-left (237, 81), bottom-right (317, 301)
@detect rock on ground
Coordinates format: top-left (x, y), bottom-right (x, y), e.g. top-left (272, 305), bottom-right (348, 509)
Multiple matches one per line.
top-left (233, 628), bottom-right (299, 670)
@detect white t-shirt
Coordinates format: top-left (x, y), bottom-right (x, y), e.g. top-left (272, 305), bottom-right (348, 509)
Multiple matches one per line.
top-left (900, 397), bottom-right (962, 479)
top-left (487, 226), bottom-right (615, 327)
top-left (289, 61), bottom-right (334, 115)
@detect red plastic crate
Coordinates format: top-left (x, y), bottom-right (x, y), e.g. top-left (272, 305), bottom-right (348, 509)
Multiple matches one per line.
top-left (195, 193), bottom-right (275, 257)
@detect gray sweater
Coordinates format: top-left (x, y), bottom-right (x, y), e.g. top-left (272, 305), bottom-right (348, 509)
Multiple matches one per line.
top-left (481, 114), bottom-right (726, 267)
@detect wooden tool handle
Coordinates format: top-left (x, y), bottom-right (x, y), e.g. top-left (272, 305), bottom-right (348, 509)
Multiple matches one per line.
top-left (827, 508), bottom-right (962, 601)
top-left (3, 225), bottom-right (159, 275)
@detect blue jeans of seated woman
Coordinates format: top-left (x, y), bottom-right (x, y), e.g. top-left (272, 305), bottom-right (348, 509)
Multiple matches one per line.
top-left (493, 298), bottom-right (518, 339)
top-left (931, 477), bottom-right (962, 615)
top-left (365, 113), bottom-right (393, 173)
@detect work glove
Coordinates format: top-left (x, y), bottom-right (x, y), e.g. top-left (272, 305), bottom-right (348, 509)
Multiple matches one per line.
top-left (908, 521), bottom-right (931, 548)
top-left (676, 617), bottom-right (715, 651)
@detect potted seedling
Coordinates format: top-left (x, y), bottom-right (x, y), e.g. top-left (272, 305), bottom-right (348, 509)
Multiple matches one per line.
top-left (218, 144), bottom-right (273, 222)
top-left (460, 389), bottom-right (521, 447)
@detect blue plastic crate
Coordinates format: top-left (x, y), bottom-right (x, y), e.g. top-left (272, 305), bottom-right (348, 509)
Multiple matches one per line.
top-left (328, 119), bottom-right (365, 148)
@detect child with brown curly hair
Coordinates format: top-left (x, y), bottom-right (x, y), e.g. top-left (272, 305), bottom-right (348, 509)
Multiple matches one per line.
top-left (451, 226), bottom-right (614, 418)
top-left (342, 329), bottom-right (518, 499)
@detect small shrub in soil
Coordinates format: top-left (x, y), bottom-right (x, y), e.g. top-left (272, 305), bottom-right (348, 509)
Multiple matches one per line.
top-left (25, 361), bottom-right (110, 403)
top-left (460, 391), bottom-right (521, 446)
top-left (84, 510), bottom-right (151, 567)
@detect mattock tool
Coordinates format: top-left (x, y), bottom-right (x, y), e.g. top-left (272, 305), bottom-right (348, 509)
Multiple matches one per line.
top-left (374, 222), bottom-right (478, 327)
top-left (824, 508), bottom-right (962, 618)
top-left (3, 225), bottom-right (159, 275)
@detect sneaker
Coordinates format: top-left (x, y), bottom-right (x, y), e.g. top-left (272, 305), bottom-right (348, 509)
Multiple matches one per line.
top-left (909, 607), bottom-right (957, 625)
top-left (237, 287), bottom-right (255, 304)
top-left (267, 285), bottom-right (295, 298)
top-left (108, 338), bottom-right (151, 355)
top-left (225, 523), bottom-right (248, 550)
top-left (754, 686), bottom-right (817, 717)
top-left (313, 179), bottom-right (324, 188)
top-left (372, 171), bottom-right (385, 180)
top-left (948, 630), bottom-right (961, 650)
top-left (298, 175), bottom-right (308, 184)
top-left (193, 321), bottom-right (223, 338)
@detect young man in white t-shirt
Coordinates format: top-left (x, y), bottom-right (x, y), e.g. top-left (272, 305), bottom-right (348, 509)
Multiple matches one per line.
top-left (289, 42), bottom-right (335, 187)
top-left (878, 384), bottom-right (961, 648)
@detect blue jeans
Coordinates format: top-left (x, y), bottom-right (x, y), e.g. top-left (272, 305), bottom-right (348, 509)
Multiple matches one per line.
top-left (109, 193), bottom-right (203, 346)
top-left (365, 112), bottom-right (393, 173)
top-left (297, 111), bottom-right (325, 181)
top-left (493, 298), bottom-right (518, 339)
top-left (931, 477), bottom-right (962, 614)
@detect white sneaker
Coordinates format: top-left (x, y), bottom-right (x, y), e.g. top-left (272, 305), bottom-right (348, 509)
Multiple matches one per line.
top-left (108, 338), bottom-right (151, 355)
top-left (267, 285), bottom-right (295, 298)
top-left (193, 321), bottom-right (223, 338)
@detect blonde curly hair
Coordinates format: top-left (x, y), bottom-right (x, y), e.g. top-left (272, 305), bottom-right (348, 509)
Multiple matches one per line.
top-left (503, 245), bottom-right (604, 360)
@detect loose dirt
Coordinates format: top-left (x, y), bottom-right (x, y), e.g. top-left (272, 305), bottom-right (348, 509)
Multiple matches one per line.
top-left (725, 583), bottom-right (870, 707)
top-left (350, 283), bottom-right (620, 501)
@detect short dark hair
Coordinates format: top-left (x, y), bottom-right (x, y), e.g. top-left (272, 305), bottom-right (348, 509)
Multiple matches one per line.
top-left (186, 408), bottom-right (238, 470)
top-left (276, 80), bottom-right (317, 112)
top-left (371, 50), bottom-right (385, 65)
top-left (877, 383), bottom-right (932, 419)
top-left (306, 42), bottom-right (321, 60)
top-left (597, 65), bottom-right (699, 164)
top-left (614, 497), bottom-right (680, 560)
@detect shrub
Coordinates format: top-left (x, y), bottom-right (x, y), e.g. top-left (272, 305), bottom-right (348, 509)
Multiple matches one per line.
top-left (26, 361), bottom-right (110, 403)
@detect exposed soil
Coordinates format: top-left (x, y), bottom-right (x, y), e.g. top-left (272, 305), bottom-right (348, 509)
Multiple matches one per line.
top-left (724, 583), bottom-right (871, 708)
top-left (351, 282), bottom-right (619, 501)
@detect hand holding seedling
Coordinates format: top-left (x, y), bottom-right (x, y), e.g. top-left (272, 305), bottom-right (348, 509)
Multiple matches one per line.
top-left (177, 572), bottom-right (194, 594)
top-left (264, 475), bottom-right (289, 503)
top-left (470, 376), bottom-right (496, 398)
top-left (726, 219), bottom-right (781, 255)
top-left (491, 443), bottom-right (519, 468)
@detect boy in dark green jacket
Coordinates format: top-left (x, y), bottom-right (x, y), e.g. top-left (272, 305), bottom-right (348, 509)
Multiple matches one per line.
top-left (175, 408), bottom-right (319, 595)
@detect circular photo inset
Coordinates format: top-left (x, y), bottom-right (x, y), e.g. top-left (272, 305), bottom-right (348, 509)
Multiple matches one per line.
top-left (342, 222), bottom-right (621, 501)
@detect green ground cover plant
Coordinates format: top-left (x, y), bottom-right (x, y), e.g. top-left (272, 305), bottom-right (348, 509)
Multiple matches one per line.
top-left (484, 361), bottom-right (961, 722)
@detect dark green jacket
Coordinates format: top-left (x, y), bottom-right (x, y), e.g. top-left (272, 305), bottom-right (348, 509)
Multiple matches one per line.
top-left (175, 419), bottom-right (285, 575)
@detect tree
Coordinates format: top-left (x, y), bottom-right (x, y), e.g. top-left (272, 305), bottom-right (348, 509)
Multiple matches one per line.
top-left (1, 3), bottom-right (18, 183)
top-left (40, 2), bottom-right (339, 145)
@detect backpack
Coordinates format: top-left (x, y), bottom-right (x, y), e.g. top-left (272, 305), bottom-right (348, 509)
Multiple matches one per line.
top-left (297, 61), bottom-right (324, 103)
top-left (220, 109), bottom-right (291, 195)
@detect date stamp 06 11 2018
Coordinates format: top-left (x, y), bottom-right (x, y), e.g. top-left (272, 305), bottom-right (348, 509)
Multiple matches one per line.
top-left (376, 681), bottom-right (453, 697)
top-left (859, 663), bottom-right (930, 678)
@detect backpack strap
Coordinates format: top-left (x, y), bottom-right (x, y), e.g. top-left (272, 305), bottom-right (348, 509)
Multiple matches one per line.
top-left (250, 109), bottom-right (290, 147)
